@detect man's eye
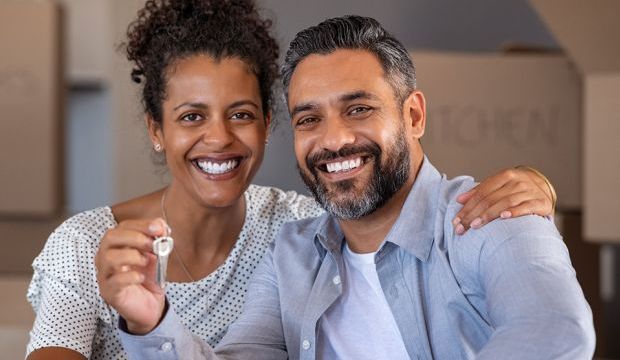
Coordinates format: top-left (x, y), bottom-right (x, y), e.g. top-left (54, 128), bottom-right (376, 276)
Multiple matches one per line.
top-left (181, 113), bottom-right (203, 122)
top-left (349, 106), bottom-right (371, 115)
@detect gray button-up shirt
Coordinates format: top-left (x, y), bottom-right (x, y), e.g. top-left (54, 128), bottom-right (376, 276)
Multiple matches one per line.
top-left (119, 159), bottom-right (595, 359)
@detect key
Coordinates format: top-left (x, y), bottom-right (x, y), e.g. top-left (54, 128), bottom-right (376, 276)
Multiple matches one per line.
top-left (152, 233), bottom-right (174, 289)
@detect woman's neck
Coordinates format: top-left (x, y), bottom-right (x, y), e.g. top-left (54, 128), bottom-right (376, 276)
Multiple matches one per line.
top-left (158, 182), bottom-right (247, 282)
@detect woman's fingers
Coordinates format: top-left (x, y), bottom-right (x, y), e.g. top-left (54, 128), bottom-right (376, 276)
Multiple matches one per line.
top-left (97, 248), bottom-right (149, 278)
top-left (454, 166), bottom-right (555, 234)
top-left (454, 169), bottom-right (515, 225)
top-left (464, 190), bottom-right (532, 230)
top-left (106, 270), bottom-right (146, 292)
top-left (100, 218), bottom-right (168, 251)
top-left (500, 198), bottom-right (549, 219)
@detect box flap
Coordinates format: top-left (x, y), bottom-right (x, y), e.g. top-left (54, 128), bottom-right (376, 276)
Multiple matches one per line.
top-left (529, 0), bottom-right (620, 74)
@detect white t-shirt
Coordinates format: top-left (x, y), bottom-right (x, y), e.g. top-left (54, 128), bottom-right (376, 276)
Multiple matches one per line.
top-left (26, 185), bottom-right (323, 359)
top-left (318, 243), bottom-right (410, 359)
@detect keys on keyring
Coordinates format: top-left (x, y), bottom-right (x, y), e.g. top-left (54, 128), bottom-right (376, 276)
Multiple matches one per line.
top-left (152, 227), bottom-right (174, 289)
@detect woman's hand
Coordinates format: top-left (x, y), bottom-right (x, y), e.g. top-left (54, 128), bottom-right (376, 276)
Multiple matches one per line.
top-left (453, 167), bottom-right (555, 235)
top-left (95, 219), bottom-right (168, 334)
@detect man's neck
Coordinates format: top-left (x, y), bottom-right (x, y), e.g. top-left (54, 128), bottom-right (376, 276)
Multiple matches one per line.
top-left (339, 153), bottom-right (423, 254)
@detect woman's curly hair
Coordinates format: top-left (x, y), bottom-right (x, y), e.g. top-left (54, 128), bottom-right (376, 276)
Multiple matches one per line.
top-left (125, 0), bottom-right (279, 124)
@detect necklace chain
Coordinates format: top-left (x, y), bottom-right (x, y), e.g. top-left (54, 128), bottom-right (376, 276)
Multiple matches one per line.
top-left (160, 188), bottom-right (196, 282)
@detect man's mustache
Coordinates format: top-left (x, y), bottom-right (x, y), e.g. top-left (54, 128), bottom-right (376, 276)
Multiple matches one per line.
top-left (305, 143), bottom-right (382, 172)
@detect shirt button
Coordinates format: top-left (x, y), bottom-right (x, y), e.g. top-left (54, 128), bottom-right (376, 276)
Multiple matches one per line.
top-left (160, 342), bottom-right (173, 352)
top-left (332, 275), bottom-right (341, 285)
top-left (302, 339), bottom-right (311, 350)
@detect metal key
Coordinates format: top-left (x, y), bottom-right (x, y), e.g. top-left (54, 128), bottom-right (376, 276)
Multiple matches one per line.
top-left (152, 233), bottom-right (174, 289)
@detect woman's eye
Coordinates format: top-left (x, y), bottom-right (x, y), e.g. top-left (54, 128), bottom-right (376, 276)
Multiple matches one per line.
top-left (181, 113), bottom-right (203, 122)
top-left (296, 117), bottom-right (318, 128)
top-left (231, 112), bottom-right (255, 120)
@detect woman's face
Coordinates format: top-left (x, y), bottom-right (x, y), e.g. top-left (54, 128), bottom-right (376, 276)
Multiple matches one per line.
top-left (150, 54), bottom-right (269, 208)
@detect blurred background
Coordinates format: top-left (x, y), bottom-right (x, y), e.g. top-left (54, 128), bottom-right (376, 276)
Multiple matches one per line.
top-left (0, 0), bottom-right (618, 358)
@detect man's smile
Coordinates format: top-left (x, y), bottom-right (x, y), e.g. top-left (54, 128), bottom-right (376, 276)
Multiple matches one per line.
top-left (315, 155), bottom-right (373, 181)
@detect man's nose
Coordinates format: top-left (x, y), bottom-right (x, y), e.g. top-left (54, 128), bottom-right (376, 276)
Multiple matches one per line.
top-left (318, 115), bottom-right (356, 152)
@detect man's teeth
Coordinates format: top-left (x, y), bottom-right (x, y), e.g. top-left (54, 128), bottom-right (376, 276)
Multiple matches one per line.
top-left (325, 158), bottom-right (362, 173)
top-left (197, 160), bottom-right (239, 174)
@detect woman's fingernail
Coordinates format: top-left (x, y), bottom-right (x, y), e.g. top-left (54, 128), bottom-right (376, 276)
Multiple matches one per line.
top-left (471, 217), bottom-right (482, 229)
top-left (452, 217), bottom-right (461, 226)
top-left (501, 211), bottom-right (512, 219)
top-left (456, 224), bottom-right (465, 235)
top-left (148, 221), bottom-right (161, 234)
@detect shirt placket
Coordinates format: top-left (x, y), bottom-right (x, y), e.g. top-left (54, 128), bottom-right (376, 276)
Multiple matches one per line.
top-left (299, 247), bottom-right (344, 360)
top-left (376, 244), bottom-right (433, 360)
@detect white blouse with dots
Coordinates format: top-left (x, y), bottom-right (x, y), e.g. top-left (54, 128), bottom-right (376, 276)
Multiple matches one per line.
top-left (26, 185), bottom-right (323, 359)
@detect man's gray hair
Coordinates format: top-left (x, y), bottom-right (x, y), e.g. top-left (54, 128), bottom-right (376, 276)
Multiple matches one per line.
top-left (281, 15), bottom-right (417, 105)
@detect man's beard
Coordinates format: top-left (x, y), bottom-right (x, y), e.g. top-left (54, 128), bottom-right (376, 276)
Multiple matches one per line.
top-left (298, 129), bottom-right (410, 220)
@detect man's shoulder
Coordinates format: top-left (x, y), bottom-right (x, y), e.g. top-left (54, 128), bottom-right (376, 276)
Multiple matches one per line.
top-left (437, 174), bottom-right (477, 213)
top-left (445, 213), bottom-right (565, 285)
top-left (434, 174), bottom-right (563, 276)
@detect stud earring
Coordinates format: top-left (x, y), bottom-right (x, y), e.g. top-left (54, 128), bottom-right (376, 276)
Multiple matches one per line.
top-left (154, 143), bottom-right (163, 152)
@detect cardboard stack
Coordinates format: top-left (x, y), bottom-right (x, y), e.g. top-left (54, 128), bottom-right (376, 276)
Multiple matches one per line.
top-left (529, 0), bottom-right (620, 242)
top-left (412, 0), bottom-right (620, 243)
top-left (412, 51), bottom-right (582, 210)
top-left (0, 1), bottom-right (65, 274)
top-left (0, 1), bottom-right (64, 217)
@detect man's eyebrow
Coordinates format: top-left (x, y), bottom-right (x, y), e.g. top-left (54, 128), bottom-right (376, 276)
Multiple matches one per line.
top-left (173, 102), bottom-right (209, 111)
top-left (290, 102), bottom-right (319, 118)
top-left (339, 90), bottom-right (380, 103)
top-left (290, 91), bottom-right (379, 117)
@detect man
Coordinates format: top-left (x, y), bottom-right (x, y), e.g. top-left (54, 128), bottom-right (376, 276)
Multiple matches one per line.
top-left (113, 15), bottom-right (594, 359)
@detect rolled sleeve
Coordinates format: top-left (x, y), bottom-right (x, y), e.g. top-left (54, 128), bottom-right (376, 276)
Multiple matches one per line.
top-left (118, 306), bottom-right (211, 360)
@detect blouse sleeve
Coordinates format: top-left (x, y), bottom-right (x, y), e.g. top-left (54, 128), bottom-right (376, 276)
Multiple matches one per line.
top-left (26, 209), bottom-right (114, 358)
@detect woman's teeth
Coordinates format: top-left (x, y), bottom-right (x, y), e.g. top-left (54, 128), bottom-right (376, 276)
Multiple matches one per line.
top-left (325, 158), bottom-right (362, 173)
top-left (196, 159), bottom-right (239, 175)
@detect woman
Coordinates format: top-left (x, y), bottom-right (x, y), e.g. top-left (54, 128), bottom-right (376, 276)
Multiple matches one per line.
top-left (26, 1), bottom-right (555, 359)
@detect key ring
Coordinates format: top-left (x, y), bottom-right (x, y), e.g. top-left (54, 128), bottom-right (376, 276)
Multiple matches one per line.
top-left (153, 236), bottom-right (174, 257)
top-left (153, 223), bottom-right (173, 256)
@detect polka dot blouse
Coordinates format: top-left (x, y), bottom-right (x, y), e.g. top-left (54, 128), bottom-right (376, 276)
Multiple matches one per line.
top-left (26, 185), bottom-right (323, 359)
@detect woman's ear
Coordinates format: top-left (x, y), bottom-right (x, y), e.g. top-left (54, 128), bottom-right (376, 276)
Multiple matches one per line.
top-left (402, 90), bottom-right (426, 140)
top-left (146, 115), bottom-right (164, 152)
top-left (264, 110), bottom-right (272, 144)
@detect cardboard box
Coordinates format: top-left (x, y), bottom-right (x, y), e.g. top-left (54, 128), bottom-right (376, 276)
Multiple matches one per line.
top-left (412, 51), bottom-right (582, 210)
top-left (530, 0), bottom-right (620, 242)
top-left (0, 215), bottom-right (65, 274)
top-left (0, 1), bottom-right (64, 216)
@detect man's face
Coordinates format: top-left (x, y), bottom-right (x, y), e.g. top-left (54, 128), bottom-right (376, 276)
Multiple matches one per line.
top-left (288, 49), bottom-right (417, 219)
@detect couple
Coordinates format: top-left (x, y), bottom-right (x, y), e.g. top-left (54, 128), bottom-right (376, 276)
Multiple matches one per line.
top-left (109, 9), bottom-right (594, 360)
top-left (26, 1), bottom-right (594, 360)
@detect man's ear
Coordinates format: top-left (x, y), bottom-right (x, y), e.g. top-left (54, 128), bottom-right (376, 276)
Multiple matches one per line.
top-left (402, 90), bottom-right (426, 140)
top-left (146, 115), bottom-right (164, 150)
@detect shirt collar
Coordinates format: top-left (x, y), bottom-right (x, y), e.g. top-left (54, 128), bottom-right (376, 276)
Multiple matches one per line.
top-left (313, 156), bottom-right (442, 262)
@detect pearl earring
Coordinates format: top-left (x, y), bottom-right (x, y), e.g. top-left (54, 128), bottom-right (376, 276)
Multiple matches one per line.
top-left (154, 143), bottom-right (163, 152)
